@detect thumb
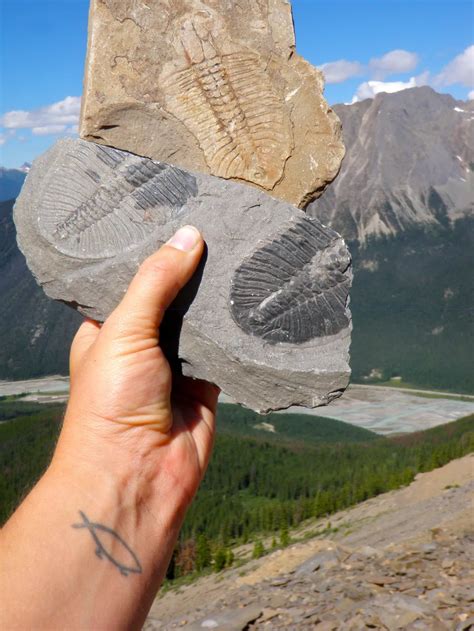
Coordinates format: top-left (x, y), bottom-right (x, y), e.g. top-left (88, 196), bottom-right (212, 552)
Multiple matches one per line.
top-left (104, 225), bottom-right (204, 341)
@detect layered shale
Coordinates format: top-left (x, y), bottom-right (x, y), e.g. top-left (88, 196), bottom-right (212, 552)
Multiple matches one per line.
top-left (14, 139), bottom-right (352, 412)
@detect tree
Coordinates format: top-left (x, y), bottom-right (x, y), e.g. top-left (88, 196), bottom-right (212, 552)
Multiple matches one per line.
top-left (252, 540), bottom-right (265, 559)
top-left (213, 547), bottom-right (227, 572)
top-left (280, 526), bottom-right (290, 547)
top-left (196, 534), bottom-right (211, 572)
top-left (175, 539), bottom-right (196, 576)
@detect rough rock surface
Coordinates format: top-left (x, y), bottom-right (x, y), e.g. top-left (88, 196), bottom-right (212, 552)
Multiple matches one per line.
top-left (14, 138), bottom-right (352, 412)
top-left (308, 87), bottom-right (474, 242)
top-left (144, 455), bottom-right (474, 630)
top-left (79, 0), bottom-right (344, 208)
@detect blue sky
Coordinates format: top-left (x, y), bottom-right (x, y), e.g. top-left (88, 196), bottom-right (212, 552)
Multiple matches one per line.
top-left (1, 0), bottom-right (473, 168)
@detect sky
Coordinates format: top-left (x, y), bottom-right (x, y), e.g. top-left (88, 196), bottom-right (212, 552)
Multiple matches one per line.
top-left (0, 0), bottom-right (473, 168)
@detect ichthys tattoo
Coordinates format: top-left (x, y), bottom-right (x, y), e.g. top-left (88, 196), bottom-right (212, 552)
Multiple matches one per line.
top-left (72, 510), bottom-right (142, 577)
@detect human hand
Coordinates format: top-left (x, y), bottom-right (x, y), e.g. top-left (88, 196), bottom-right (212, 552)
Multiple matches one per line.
top-left (0, 226), bottom-right (220, 630)
top-left (54, 225), bottom-right (219, 511)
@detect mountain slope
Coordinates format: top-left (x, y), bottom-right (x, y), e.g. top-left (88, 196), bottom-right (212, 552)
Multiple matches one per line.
top-left (308, 87), bottom-right (473, 242)
top-left (0, 199), bottom-right (81, 379)
top-left (146, 453), bottom-right (474, 629)
top-left (350, 219), bottom-right (474, 393)
top-left (0, 168), bottom-right (27, 203)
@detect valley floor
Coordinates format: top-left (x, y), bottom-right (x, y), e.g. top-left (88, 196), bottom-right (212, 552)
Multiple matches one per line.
top-left (2, 377), bottom-right (474, 434)
top-left (145, 454), bottom-right (474, 630)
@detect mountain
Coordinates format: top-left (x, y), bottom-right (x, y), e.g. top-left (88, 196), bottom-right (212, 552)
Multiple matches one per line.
top-left (307, 87), bottom-right (474, 394)
top-left (0, 199), bottom-right (81, 379)
top-left (0, 168), bottom-right (27, 203)
top-left (308, 87), bottom-right (473, 242)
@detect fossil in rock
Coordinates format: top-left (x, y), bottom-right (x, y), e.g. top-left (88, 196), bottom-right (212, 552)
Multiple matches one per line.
top-left (230, 218), bottom-right (351, 343)
top-left (38, 142), bottom-right (198, 259)
top-left (161, 14), bottom-right (292, 190)
top-left (15, 138), bottom-right (352, 413)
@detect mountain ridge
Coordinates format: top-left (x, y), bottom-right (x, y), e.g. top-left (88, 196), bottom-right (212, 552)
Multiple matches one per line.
top-left (308, 86), bottom-right (473, 242)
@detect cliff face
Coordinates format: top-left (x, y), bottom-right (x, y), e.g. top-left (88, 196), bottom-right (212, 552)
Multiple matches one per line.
top-left (308, 87), bottom-right (474, 242)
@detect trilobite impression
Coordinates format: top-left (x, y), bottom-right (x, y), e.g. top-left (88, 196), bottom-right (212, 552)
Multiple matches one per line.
top-left (161, 16), bottom-right (292, 190)
top-left (37, 141), bottom-right (198, 259)
top-left (230, 218), bottom-right (351, 344)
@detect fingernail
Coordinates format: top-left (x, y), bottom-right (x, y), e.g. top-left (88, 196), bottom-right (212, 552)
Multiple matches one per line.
top-left (167, 225), bottom-right (200, 252)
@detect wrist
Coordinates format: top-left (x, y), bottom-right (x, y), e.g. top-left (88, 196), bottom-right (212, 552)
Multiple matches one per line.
top-left (51, 446), bottom-right (187, 527)
top-left (1, 446), bottom-right (186, 630)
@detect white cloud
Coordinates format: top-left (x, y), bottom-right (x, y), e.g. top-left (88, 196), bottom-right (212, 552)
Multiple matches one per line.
top-left (468, 90), bottom-right (474, 100)
top-left (351, 77), bottom-right (419, 103)
top-left (32, 125), bottom-right (68, 136)
top-left (434, 45), bottom-right (474, 87)
top-left (0, 134), bottom-right (6, 146)
top-left (0, 96), bottom-right (81, 131)
top-left (414, 70), bottom-right (430, 87)
top-left (319, 59), bottom-right (364, 84)
top-left (369, 50), bottom-right (419, 79)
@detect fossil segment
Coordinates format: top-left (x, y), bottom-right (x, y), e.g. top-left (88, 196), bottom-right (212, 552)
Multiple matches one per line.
top-left (79, 0), bottom-right (345, 207)
top-left (230, 218), bottom-right (351, 343)
top-left (38, 142), bottom-right (197, 259)
top-left (162, 44), bottom-right (292, 189)
top-left (14, 138), bottom-right (352, 413)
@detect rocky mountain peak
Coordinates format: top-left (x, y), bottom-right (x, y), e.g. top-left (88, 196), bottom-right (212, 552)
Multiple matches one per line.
top-left (308, 86), bottom-right (474, 242)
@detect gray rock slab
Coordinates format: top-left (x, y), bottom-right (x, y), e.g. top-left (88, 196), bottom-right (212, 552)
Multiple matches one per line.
top-left (14, 138), bottom-right (352, 413)
top-left (294, 549), bottom-right (341, 576)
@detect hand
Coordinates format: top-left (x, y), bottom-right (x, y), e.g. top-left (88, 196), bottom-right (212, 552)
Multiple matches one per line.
top-left (0, 226), bottom-right (220, 630)
top-left (54, 225), bottom-right (219, 510)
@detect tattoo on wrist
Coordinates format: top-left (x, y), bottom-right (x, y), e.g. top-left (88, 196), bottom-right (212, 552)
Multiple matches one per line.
top-left (72, 510), bottom-right (142, 577)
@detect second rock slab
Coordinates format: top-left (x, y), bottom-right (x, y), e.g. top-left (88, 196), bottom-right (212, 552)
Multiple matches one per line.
top-left (14, 138), bottom-right (352, 412)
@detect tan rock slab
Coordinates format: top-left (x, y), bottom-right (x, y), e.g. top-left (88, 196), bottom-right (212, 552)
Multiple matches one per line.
top-left (80, 0), bottom-right (344, 207)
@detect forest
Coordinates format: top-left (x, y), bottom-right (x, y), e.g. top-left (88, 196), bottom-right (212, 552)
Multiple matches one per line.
top-left (350, 218), bottom-right (474, 393)
top-left (0, 399), bottom-right (473, 581)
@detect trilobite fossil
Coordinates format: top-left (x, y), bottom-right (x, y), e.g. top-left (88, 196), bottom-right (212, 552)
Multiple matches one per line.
top-left (37, 141), bottom-right (198, 259)
top-left (161, 15), bottom-right (292, 189)
top-left (230, 217), bottom-right (351, 344)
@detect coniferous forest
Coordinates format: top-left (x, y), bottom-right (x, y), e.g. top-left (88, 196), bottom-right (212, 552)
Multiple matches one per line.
top-left (1, 399), bottom-right (472, 581)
